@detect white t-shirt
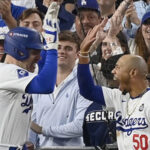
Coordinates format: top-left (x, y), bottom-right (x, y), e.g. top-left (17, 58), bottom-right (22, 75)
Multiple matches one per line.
top-left (0, 63), bottom-right (36, 146)
top-left (102, 87), bottom-right (150, 150)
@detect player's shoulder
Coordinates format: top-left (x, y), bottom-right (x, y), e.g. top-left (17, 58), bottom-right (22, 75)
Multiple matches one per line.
top-left (0, 63), bottom-right (17, 73)
top-left (0, 63), bottom-right (31, 81)
top-left (143, 88), bottom-right (150, 96)
top-left (0, 63), bottom-right (23, 73)
top-left (102, 86), bottom-right (123, 97)
top-left (141, 88), bottom-right (150, 103)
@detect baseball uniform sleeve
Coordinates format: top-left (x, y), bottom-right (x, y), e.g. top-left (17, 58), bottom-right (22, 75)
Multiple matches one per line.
top-left (77, 63), bottom-right (105, 105)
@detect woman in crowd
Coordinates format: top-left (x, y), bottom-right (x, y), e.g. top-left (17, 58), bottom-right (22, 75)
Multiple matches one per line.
top-left (128, 11), bottom-right (150, 73)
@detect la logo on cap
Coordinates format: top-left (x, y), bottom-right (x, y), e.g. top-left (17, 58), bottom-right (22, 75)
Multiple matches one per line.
top-left (81, 0), bottom-right (87, 5)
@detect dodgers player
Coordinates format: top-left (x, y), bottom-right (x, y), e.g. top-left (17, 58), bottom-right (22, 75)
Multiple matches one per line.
top-left (0, 2), bottom-right (59, 150)
top-left (77, 0), bottom-right (150, 149)
top-left (78, 54), bottom-right (150, 150)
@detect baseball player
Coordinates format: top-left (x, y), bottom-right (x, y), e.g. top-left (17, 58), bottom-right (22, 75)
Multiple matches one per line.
top-left (77, 1), bottom-right (150, 149)
top-left (78, 53), bottom-right (150, 150)
top-left (0, 2), bottom-right (59, 150)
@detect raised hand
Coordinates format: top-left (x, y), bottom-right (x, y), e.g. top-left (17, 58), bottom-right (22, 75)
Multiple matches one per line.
top-left (89, 26), bottom-right (107, 54)
top-left (116, 0), bottom-right (133, 14)
top-left (42, 2), bottom-right (60, 50)
top-left (0, 0), bottom-right (11, 20)
top-left (108, 15), bottom-right (123, 38)
top-left (80, 18), bottom-right (108, 54)
top-left (125, 3), bottom-right (140, 28)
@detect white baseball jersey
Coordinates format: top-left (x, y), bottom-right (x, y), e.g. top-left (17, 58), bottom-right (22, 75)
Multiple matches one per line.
top-left (0, 63), bottom-right (36, 146)
top-left (102, 87), bottom-right (150, 150)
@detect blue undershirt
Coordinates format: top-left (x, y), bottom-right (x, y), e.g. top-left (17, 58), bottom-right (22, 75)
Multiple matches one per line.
top-left (77, 64), bottom-right (105, 105)
top-left (26, 50), bottom-right (57, 94)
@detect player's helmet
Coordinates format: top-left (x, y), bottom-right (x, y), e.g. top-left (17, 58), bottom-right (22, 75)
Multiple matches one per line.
top-left (4, 27), bottom-right (44, 60)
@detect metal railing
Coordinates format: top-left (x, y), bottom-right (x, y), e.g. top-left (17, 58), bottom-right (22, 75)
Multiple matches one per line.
top-left (38, 144), bottom-right (118, 150)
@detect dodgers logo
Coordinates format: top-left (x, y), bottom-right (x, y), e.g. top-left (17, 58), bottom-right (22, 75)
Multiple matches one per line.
top-left (21, 94), bottom-right (33, 114)
top-left (139, 104), bottom-right (144, 111)
top-left (17, 69), bottom-right (29, 78)
top-left (116, 111), bottom-right (148, 136)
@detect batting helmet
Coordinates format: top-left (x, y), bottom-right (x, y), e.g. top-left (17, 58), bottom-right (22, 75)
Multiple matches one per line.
top-left (4, 27), bottom-right (44, 60)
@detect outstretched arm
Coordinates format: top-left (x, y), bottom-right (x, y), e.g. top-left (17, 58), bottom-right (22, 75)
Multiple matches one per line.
top-left (77, 64), bottom-right (105, 105)
top-left (26, 2), bottom-right (60, 94)
top-left (77, 19), bottom-right (108, 105)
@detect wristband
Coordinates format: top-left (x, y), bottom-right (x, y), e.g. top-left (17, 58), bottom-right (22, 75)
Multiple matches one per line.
top-left (79, 53), bottom-right (89, 58)
top-left (80, 51), bottom-right (89, 54)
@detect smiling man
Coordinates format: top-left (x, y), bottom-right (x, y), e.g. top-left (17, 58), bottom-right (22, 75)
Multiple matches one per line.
top-left (75, 0), bottom-right (101, 41)
top-left (0, 2), bottom-right (59, 149)
top-left (78, 53), bottom-right (150, 149)
top-left (29, 31), bottom-right (91, 148)
top-left (77, 10), bottom-right (150, 149)
top-left (0, 26), bottom-right (57, 150)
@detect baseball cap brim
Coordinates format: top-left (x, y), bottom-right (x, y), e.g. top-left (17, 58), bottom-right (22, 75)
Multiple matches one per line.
top-left (141, 11), bottom-right (150, 24)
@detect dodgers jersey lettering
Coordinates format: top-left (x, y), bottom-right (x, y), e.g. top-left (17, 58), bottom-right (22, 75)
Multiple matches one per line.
top-left (0, 63), bottom-right (36, 145)
top-left (102, 87), bottom-right (150, 150)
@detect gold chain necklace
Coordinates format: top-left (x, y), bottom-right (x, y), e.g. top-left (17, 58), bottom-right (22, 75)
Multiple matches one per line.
top-left (127, 89), bottom-right (148, 117)
top-left (127, 98), bottom-right (141, 117)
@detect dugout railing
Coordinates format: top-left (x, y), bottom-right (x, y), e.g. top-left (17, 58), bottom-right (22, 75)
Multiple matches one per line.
top-left (38, 144), bottom-right (118, 150)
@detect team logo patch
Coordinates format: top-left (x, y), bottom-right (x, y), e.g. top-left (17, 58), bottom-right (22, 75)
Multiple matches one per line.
top-left (139, 104), bottom-right (144, 111)
top-left (17, 69), bottom-right (29, 78)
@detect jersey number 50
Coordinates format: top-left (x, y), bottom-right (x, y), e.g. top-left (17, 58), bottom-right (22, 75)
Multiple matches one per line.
top-left (133, 134), bottom-right (148, 150)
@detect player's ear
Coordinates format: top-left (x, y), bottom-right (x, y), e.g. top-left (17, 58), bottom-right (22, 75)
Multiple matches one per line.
top-left (129, 68), bottom-right (137, 78)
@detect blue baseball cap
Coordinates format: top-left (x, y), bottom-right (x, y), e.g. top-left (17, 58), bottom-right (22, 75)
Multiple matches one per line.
top-left (73, 0), bottom-right (100, 15)
top-left (141, 11), bottom-right (150, 24)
